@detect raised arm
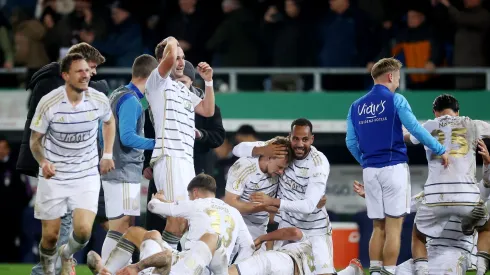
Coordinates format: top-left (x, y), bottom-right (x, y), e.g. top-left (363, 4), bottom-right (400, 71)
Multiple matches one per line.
top-left (157, 37), bottom-right (179, 79)
top-left (194, 62), bottom-right (215, 117)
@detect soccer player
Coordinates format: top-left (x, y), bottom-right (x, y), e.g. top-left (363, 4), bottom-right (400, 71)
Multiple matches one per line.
top-left (99, 55), bottom-right (158, 265)
top-left (354, 180), bottom-right (478, 275)
top-left (345, 57), bottom-right (448, 275)
top-left (229, 227), bottom-right (364, 275)
top-left (145, 36), bottom-right (215, 248)
top-left (405, 94), bottom-right (490, 275)
top-left (17, 42), bottom-right (108, 275)
top-left (148, 173), bottom-right (255, 269)
top-left (223, 136), bottom-right (292, 240)
top-left (29, 53), bottom-right (115, 275)
top-left (232, 118), bottom-right (335, 275)
top-left (87, 228), bottom-right (221, 275)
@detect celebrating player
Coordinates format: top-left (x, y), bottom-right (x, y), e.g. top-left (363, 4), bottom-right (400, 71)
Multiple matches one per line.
top-left (233, 118), bottom-right (336, 275)
top-left (30, 53), bottom-right (115, 275)
top-left (144, 36), bottom-right (215, 248)
top-left (223, 136), bottom-right (292, 240)
top-left (405, 94), bottom-right (490, 275)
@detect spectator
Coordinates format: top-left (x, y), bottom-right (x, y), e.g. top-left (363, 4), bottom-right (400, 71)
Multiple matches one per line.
top-left (0, 136), bottom-right (32, 262)
top-left (163, 0), bottom-right (210, 65)
top-left (40, 6), bottom-right (63, 62)
top-left (318, 0), bottom-right (378, 90)
top-left (207, 0), bottom-right (261, 90)
top-left (213, 134), bottom-right (238, 199)
top-left (81, 0), bottom-right (142, 67)
top-left (234, 124), bottom-right (259, 143)
top-left (11, 7), bottom-right (50, 85)
top-left (369, 2), bottom-right (443, 89)
top-left (439, 0), bottom-right (490, 90)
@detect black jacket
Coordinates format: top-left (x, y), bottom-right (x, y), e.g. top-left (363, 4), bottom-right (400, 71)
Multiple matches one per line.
top-left (16, 62), bottom-right (110, 177)
top-left (193, 104), bottom-right (225, 174)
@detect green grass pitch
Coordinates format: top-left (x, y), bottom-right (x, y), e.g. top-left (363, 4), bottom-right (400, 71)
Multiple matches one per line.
top-left (0, 264), bottom-right (485, 274)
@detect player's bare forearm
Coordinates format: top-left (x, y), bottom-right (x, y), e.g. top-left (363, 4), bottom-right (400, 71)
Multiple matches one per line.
top-left (30, 130), bottom-right (46, 165)
top-left (259, 227), bottom-right (303, 242)
top-left (403, 133), bottom-right (413, 144)
top-left (200, 85), bottom-right (215, 117)
top-left (251, 146), bottom-right (265, 157)
top-left (102, 115), bottom-right (115, 154)
top-left (136, 250), bottom-right (172, 272)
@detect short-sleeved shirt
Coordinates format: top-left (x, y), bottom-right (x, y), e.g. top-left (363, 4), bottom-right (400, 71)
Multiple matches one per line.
top-left (30, 86), bottom-right (112, 182)
top-left (145, 69), bottom-right (202, 165)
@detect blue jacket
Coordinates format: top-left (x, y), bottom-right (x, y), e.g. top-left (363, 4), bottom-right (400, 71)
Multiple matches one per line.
top-left (346, 84), bottom-right (445, 168)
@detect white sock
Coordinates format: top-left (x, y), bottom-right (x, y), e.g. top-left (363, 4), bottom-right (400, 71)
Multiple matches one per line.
top-left (39, 244), bottom-right (57, 275)
top-left (209, 245), bottom-right (227, 275)
top-left (105, 237), bottom-right (136, 273)
top-left (337, 266), bottom-right (355, 275)
top-left (62, 232), bottom-right (88, 259)
top-left (476, 251), bottom-right (490, 275)
top-left (413, 258), bottom-right (428, 275)
top-left (382, 265), bottom-right (396, 275)
top-left (102, 230), bottom-right (123, 265)
top-left (369, 260), bottom-right (382, 275)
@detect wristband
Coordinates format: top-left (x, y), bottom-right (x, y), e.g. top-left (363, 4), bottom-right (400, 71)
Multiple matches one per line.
top-left (102, 153), bottom-right (113, 160)
top-left (205, 80), bottom-right (213, 87)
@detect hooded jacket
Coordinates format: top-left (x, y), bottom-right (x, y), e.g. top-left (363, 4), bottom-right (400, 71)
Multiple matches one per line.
top-left (16, 62), bottom-right (110, 177)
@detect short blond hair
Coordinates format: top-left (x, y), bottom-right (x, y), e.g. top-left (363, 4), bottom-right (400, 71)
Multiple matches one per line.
top-left (371, 58), bottom-right (402, 79)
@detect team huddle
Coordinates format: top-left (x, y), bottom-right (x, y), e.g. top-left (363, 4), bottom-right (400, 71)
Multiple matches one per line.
top-left (24, 36), bottom-right (490, 275)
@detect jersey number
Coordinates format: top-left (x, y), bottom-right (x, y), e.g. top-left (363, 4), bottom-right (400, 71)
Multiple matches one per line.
top-left (205, 209), bottom-right (236, 248)
top-left (431, 128), bottom-right (469, 158)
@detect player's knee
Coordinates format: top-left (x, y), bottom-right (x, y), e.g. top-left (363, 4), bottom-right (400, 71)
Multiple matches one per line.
top-left (73, 224), bottom-right (92, 241)
top-left (41, 232), bottom-right (59, 248)
top-left (200, 233), bottom-right (219, 252)
top-left (143, 230), bottom-right (162, 241)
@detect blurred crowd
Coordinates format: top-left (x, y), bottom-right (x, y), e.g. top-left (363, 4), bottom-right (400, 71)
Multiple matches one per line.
top-left (1, 0), bottom-right (490, 90)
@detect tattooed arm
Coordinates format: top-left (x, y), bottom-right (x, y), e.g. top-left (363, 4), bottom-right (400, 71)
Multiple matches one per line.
top-left (30, 130), bottom-right (55, 179)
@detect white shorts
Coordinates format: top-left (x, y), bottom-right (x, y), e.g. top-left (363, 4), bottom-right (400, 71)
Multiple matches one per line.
top-left (153, 156), bottom-right (195, 201)
top-left (395, 249), bottom-right (470, 275)
top-left (236, 250), bottom-right (294, 275)
top-left (34, 175), bottom-right (100, 220)
top-left (363, 163), bottom-right (411, 219)
top-left (428, 248), bottom-right (470, 275)
top-left (275, 222), bottom-right (334, 274)
top-left (101, 181), bottom-right (141, 219)
top-left (415, 203), bottom-right (488, 238)
top-left (310, 234), bottom-right (335, 274)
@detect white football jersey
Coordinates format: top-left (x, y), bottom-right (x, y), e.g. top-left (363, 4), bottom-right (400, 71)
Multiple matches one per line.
top-left (232, 142), bottom-right (331, 236)
top-left (145, 69), bottom-right (202, 165)
top-left (278, 231), bottom-right (316, 275)
top-left (147, 197), bottom-right (255, 263)
top-left (411, 116), bottom-right (490, 205)
top-left (225, 156), bottom-right (279, 227)
top-left (30, 86), bottom-right (112, 182)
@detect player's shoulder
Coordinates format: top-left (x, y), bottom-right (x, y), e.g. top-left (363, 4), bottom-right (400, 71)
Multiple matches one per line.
top-left (230, 157), bottom-right (259, 174)
top-left (307, 146), bottom-right (329, 168)
top-left (86, 87), bottom-right (109, 104)
top-left (38, 86), bottom-right (65, 107)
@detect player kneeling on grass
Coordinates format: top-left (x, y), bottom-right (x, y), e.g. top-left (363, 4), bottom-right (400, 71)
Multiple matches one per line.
top-left (88, 227), bottom-right (222, 275)
top-left (228, 227), bottom-right (363, 275)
